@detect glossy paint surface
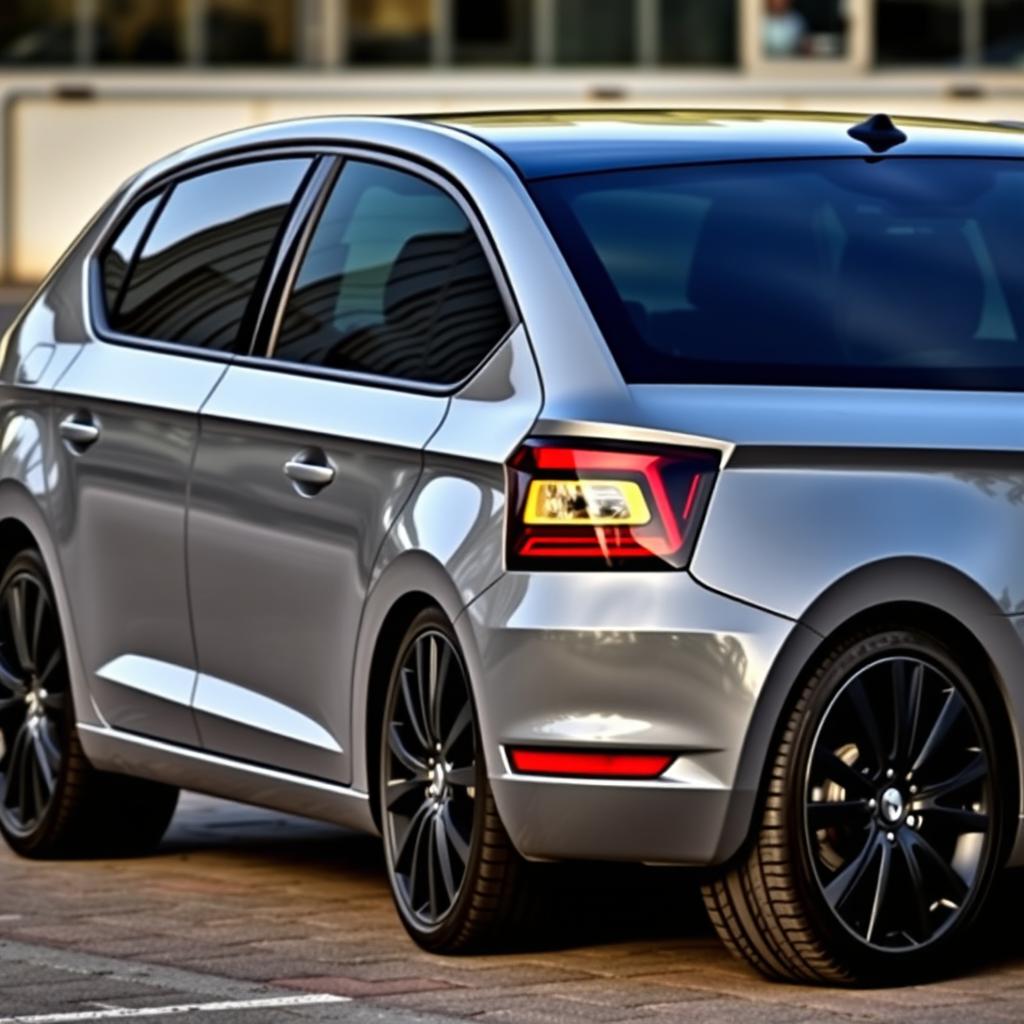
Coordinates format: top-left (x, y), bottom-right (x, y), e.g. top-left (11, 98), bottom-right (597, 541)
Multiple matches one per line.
top-left (0, 112), bottom-right (1023, 866)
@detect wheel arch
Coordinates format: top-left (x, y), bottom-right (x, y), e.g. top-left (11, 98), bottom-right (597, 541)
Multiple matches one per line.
top-left (350, 549), bottom-right (489, 826)
top-left (718, 556), bottom-right (1024, 867)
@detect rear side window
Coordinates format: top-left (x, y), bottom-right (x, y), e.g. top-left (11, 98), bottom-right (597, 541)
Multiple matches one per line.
top-left (274, 160), bottom-right (510, 385)
top-left (109, 158), bottom-right (312, 353)
top-left (531, 158), bottom-right (1024, 389)
top-left (101, 193), bottom-right (161, 315)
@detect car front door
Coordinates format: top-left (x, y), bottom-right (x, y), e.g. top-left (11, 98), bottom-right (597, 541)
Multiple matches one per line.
top-left (50, 155), bottom-right (314, 746)
top-left (186, 155), bottom-right (512, 783)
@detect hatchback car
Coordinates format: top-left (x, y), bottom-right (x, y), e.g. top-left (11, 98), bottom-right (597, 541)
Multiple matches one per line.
top-left (1, 109), bottom-right (1023, 984)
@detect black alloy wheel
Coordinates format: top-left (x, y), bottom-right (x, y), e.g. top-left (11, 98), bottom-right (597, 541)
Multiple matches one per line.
top-left (0, 559), bottom-right (67, 837)
top-left (704, 628), bottom-right (1005, 984)
top-left (0, 548), bottom-right (179, 859)
top-left (380, 607), bottom-right (533, 952)
top-left (805, 653), bottom-right (991, 951)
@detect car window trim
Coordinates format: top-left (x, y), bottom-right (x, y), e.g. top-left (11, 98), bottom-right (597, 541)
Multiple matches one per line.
top-left (249, 145), bottom-right (521, 397)
top-left (87, 146), bottom-right (326, 365)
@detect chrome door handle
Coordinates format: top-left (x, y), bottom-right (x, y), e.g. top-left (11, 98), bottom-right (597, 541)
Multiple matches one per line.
top-left (284, 452), bottom-right (335, 493)
top-left (59, 414), bottom-right (100, 450)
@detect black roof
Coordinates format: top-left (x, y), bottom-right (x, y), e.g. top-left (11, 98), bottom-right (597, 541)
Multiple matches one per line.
top-left (432, 110), bottom-right (1024, 179)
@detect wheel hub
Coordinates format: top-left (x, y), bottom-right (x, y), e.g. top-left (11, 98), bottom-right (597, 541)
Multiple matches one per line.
top-left (879, 786), bottom-right (905, 825)
top-left (427, 761), bottom-right (449, 802)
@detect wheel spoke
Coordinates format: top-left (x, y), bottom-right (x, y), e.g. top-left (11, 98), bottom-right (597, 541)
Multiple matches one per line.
top-left (428, 636), bottom-right (452, 743)
top-left (919, 805), bottom-right (988, 834)
top-left (824, 830), bottom-right (881, 911)
top-left (446, 765), bottom-right (475, 789)
top-left (807, 798), bottom-right (871, 829)
top-left (424, 811), bottom-right (440, 920)
top-left (865, 834), bottom-right (894, 944)
top-left (433, 813), bottom-right (457, 904)
top-left (389, 723), bottom-right (427, 775)
top-left (394, 800), bottom-right (432, 870)
top-left (385, 777), bottom-right (425, 812)
top-left (0, 659), bottom-right (26, 700)
top-left (919, 752), bottom-right (986, 803)
top-left (29, 584), bottom-right (47, 669)
top-left (443, 703), bottom-right (473, 758)
top-left (891, 660), bottom-right (925, 770)
top-left (904, 829), bottom-right (969, 905)
top-left (440, 804), bottom-right (470, 864)
top-left (5, 581), bottom-right (33, 673)
top-left (29, 728), bottom-right (55, 793)
top-left (895, 831), bottom-right (933, 941)
top-left (40, 690), bottom-right (65, 713)
top-left (846, 681), bottom-right (885, 772)
top-left (400, 666), bottom-right (431, 753)
top-left (814, 749), bottom-right (875, 796)
top-left (37, 648), bottom-right (63, 689)
top-left (413, 639), bottom-right (435, 746)
top-left (912, 689), bottom-right (965, 775)
top-left (3, 723), bottom-right (28, 806)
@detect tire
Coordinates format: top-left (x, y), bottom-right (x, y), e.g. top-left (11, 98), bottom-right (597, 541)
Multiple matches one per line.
top-left (703, 627), bottom-right (1006, 985)
top-left (0, 548), bottom-right (179, 859)
top-left (379, 607), bottom-right (533, 952)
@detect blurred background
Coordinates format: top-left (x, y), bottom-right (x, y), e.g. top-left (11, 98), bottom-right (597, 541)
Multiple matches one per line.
top-left (0, 0), bottom-right (1021, 286)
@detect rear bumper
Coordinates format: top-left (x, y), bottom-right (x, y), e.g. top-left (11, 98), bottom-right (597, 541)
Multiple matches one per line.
top-left (463, 571), bottom-right (812, 865)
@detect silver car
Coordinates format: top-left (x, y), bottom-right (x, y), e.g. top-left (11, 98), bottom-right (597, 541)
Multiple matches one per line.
top-left (1, 109), bottom-right (1023, 984)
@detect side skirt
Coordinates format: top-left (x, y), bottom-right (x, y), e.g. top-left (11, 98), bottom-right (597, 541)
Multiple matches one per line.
top-left (77, 723), bottom-right (378, 835)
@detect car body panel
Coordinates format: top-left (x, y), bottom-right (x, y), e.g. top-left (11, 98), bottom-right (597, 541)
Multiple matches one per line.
top-left (188, 363), bottom-right (447, 782)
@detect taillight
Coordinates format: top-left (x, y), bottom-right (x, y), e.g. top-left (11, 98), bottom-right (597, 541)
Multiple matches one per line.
top-left (506, 439), bottom-right (718, 570)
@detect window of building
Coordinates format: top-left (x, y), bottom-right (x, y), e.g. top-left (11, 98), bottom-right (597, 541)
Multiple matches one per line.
top-left (0, 0), bottom-right (76, 63)
top-left (112, 159), bottom-right (312, 352)
top-left (275, 161), bottom-right (510, 385)
top-left (660, 0), bottom-right (737, 64)
top-left (760, 0), bottom-right (849, 60)
top-left (984, 0), bottom-right (1024, 65)
top-left (348, 0), bottom-right (432, 63)
top-left (95, 0), bottom-right (186, 63)
top-left (205, 1), bottom-right (299, 63)
top-left (555, 0), bottom-right (637, 63)
top-left (876, 0), bottom-right (963, 64)
top-left (101, 193), bottom-right (162, 315)
top-left (453, 0), bottom-right (531, 64)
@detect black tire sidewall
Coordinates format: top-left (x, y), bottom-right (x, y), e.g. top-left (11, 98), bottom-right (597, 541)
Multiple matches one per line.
top-left (379, 607), bottom-right (490, 950)
top-left (784, 628), bottom-right (1006, 982)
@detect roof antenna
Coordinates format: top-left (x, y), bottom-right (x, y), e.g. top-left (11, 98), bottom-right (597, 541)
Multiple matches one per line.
top-left (847, 113), bottom-right (907, 154)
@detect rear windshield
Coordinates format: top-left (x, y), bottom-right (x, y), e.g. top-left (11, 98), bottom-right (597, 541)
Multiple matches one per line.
top-left (530, 158), bottom-right (1024, 389)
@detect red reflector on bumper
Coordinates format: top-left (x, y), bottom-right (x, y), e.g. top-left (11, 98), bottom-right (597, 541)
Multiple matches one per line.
top-left (508, 749), bottom-right (673, 779)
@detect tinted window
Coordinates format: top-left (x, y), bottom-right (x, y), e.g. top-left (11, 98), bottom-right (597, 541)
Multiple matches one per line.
top-left (101, 192), bottom-right (161, 315)
top-left (531, 158), bottom-right (1024, 389)
top-left (112, 159), bottom-right (311, 352)
top-left (276, 161), bottom-right (509, 385)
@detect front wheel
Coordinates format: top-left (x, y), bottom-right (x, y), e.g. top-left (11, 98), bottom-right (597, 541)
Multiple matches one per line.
top-left (0, 548), bottom-right (179, 858)
top-left (703, 627), bottom-right (1006, 984)
top-left (379, 607), bottom-right (533, 952)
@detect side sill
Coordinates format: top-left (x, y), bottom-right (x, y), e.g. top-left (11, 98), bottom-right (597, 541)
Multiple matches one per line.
top-left (77, 723), bottom-right (377, 836)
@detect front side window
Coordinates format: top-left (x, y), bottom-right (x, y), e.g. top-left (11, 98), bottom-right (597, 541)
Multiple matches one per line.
top-left (110, 158), bottom-right (312, 352)
top-left (275, 160), bottom-right (510, 386)
top-left (531, 157), bottom-right (1024, 389)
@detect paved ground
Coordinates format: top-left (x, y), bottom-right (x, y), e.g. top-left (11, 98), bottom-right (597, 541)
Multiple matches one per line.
top-left (2, 794), bottom-right (1024, 1023)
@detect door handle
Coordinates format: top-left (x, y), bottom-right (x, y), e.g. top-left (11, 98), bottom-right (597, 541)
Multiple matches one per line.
top-left (284, 451), bottom-right (335, 494)
top-left (59, 414), bottom-right (100, 450)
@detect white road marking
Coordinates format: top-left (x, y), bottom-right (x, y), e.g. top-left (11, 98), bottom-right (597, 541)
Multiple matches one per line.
top-left (0, 994), bottom-right (350, 1023)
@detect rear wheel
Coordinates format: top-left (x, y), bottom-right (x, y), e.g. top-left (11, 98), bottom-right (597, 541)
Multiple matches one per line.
top-left (0, 548), bottom-right (179, 858)
top-left (703, 628), bottom-right (1005, 984)
top-left (380, 607), bottom-right (532, 952)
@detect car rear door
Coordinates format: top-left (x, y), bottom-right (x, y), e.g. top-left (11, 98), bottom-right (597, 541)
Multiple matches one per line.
top-left (50, 155), bottom-right (315, 746)
top-left (186, 154), bottom-right (512, 783)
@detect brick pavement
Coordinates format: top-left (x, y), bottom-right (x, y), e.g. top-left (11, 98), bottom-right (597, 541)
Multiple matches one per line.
top-left (2, 793), bottom-right (1024, 1022)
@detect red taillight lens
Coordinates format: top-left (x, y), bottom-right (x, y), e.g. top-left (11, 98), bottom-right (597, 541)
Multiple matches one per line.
top-left (508, 748), bottom-right (673, 779)
top-left (506, 439), bottom-right (718, 570)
